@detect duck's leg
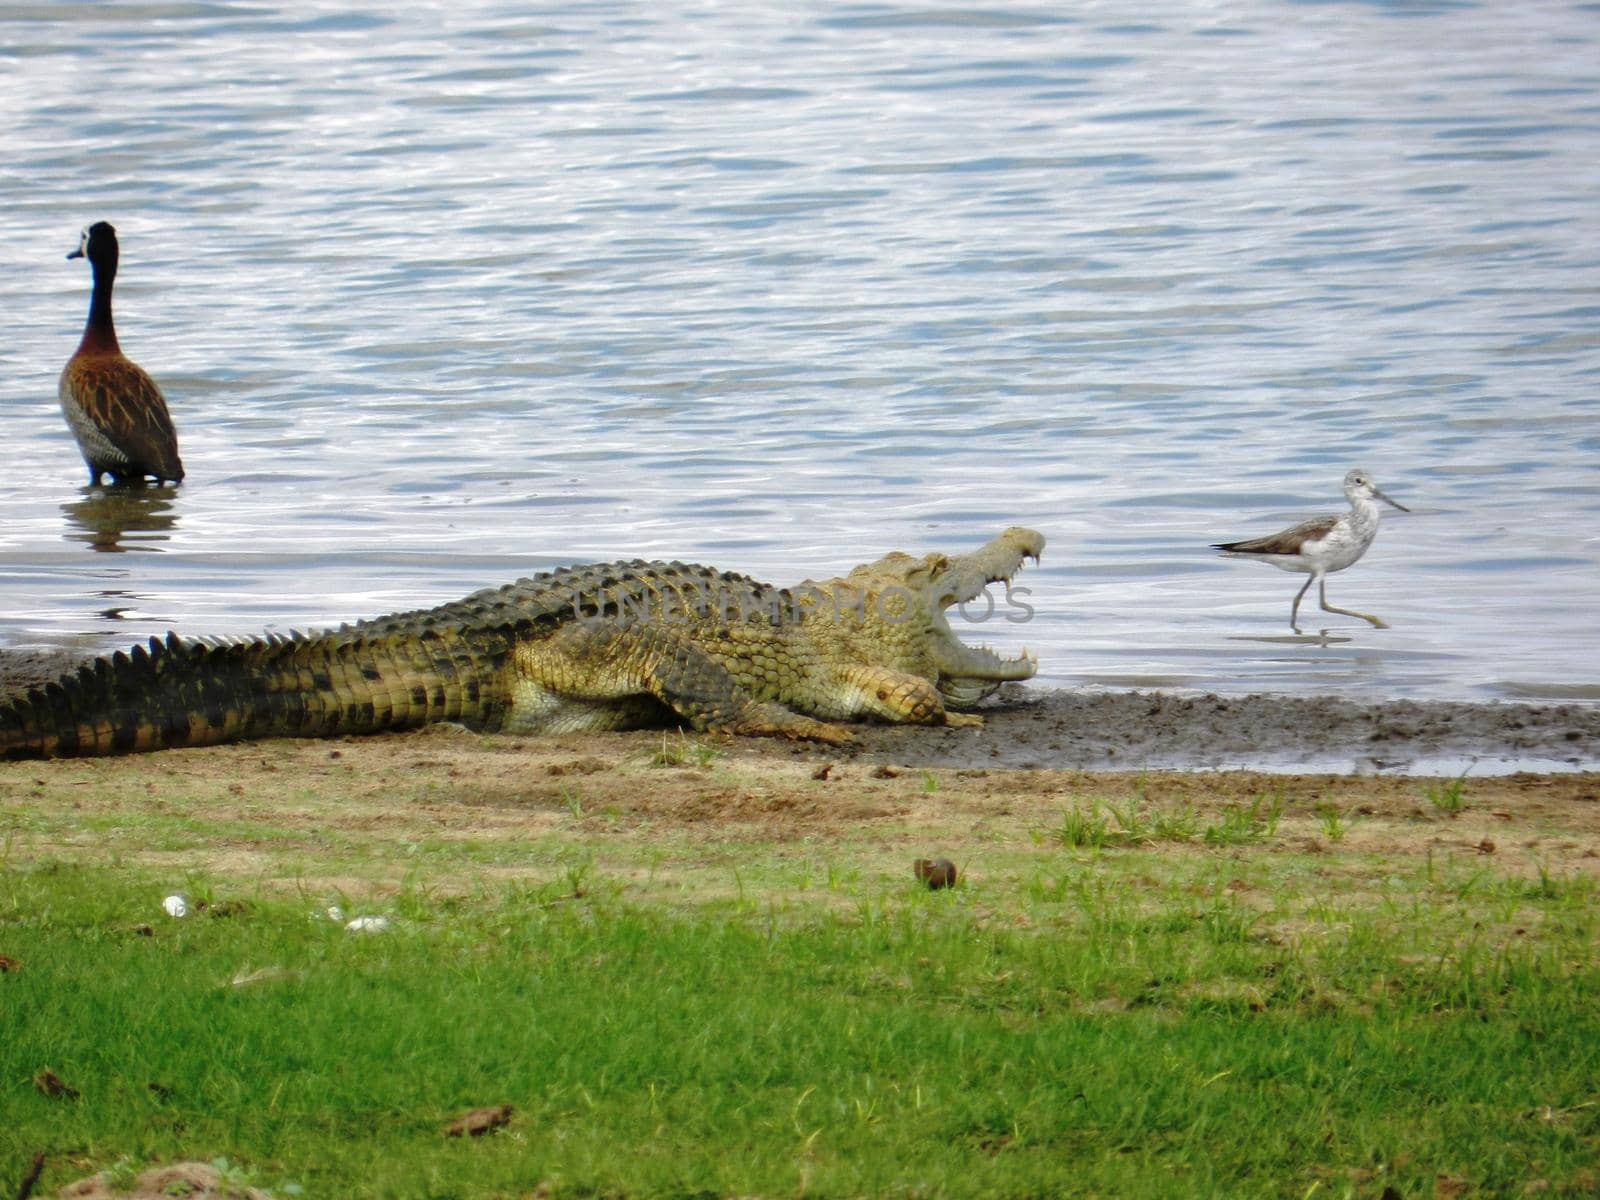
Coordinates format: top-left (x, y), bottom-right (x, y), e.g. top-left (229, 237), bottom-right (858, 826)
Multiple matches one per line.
top-left (1318, 577), bottom-right (1388, 629)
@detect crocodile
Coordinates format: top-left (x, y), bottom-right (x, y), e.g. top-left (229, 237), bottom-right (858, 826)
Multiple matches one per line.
top-left (1, 527), bottom-right (1043, 759)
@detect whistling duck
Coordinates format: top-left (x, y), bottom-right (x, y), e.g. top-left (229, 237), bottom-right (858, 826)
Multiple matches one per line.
top-left (60, 222), bottom-right (184, 485)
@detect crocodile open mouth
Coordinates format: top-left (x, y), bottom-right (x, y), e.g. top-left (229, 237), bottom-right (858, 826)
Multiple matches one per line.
top-left (928, 527), bottom-right (1043, 707)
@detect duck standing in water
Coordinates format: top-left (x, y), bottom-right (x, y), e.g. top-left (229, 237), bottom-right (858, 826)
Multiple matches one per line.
top-left (1212, 469), bottom-right (1409, 632)
top-left (59, 222), bottom-right (184, 486)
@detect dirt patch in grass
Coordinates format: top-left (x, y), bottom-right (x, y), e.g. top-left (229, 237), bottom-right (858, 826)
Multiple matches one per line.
top-left (57, 1160), bottom-right (271, 1199)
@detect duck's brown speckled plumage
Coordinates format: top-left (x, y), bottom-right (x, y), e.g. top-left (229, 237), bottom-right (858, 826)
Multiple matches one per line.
top-left (59, 222), bottom-right (184, 486)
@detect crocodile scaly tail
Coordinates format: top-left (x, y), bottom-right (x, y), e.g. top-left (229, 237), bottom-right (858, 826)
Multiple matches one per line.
top-left (0, 628), bottom-right (509, 759)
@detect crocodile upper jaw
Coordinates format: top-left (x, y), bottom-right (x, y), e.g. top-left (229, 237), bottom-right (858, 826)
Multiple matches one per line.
top-left (924, 527), bottom-right (1042, 704)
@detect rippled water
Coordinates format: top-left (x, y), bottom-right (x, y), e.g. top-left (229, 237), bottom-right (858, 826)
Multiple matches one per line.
top-left (2, 1), bottom-right (1597, 704)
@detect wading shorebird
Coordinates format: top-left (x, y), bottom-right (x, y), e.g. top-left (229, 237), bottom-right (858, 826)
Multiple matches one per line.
top-left (60, 222), bottom-right (185, 486)
top-left (1212, 469), bottom-right (1409, 633)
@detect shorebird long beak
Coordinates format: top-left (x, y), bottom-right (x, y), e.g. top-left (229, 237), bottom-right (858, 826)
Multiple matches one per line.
top-left (1374, 486), bottom-right (1409, 513)
top-left (66, 246), bottom-right (83, 260)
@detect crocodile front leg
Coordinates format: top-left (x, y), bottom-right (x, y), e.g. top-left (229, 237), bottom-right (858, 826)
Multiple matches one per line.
top-left (832, 665), bottom-right (984, 728)
top-left (509, 622), bottom-right (852, 744)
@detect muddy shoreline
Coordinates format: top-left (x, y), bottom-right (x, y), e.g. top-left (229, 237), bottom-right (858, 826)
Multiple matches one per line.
top-left (828, 687), bottom-right (1600, 775)
top-left (3, 648), bottom-right (1595, 775)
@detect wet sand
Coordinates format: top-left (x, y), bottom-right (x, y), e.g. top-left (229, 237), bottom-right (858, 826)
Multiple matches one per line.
top-left (3, 648), bottom-right (1595, 775)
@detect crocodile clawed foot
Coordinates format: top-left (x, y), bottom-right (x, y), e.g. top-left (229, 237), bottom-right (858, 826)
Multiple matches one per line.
top-left (942, 712), bottom-right (984, 729)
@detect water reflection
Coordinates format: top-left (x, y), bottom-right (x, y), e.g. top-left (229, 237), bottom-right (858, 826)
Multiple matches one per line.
top-left (93, 590), bottom-right (147, 622)
top-left (61, 487), bottom-right (180, 553)
top-left (1228, 633), bottom-right (1354, 646)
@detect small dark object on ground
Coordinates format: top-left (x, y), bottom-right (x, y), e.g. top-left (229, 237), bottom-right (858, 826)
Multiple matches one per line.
top-left (16, 1151), bottom-right (45, 1200)
top-left (32, 1069), bottom-right (78, 1100)
top-left (0, 954), bottom-right (19, 973)
top-left (811, 763), bottom-right (833, 780)
top-left (446, 1104), bottom-right (513, 1137)
top-left (915, 858), bottom-right (958, 889)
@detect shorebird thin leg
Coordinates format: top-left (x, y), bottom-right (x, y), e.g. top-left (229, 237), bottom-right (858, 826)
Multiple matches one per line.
top-left (1318, 578), bottom-right (1388, 629)
top-left (1289, 574), bottom-right (1314, 634)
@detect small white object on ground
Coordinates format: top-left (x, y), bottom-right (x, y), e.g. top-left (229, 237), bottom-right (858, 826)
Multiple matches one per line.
top-left (162, 894), bottom-right (189, 918)
top-left (344, 915), bottom-right (391, 934)
top-left (230, 965), bottom-right (299, 988)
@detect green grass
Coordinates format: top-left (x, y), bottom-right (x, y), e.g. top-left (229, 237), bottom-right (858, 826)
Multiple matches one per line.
top-left (1049, 794), bottom-right (1275, 851)
top-left (645, 732), bottom-right (722, 769)
top-left (1200, 790), bottom-right (1284, 847)
top-left (1426, 773), bottom-right (1470, 815)
top-left (5, 862), bottom-right (1600, 1198)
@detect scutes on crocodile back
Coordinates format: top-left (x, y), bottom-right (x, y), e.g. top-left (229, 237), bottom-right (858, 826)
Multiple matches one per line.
top-left (1, 559), bottom-right (800, 759)
top-left (347, 559), bottom-right (798, 638)
top-left (1, 621), bottom-right (512, 759)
